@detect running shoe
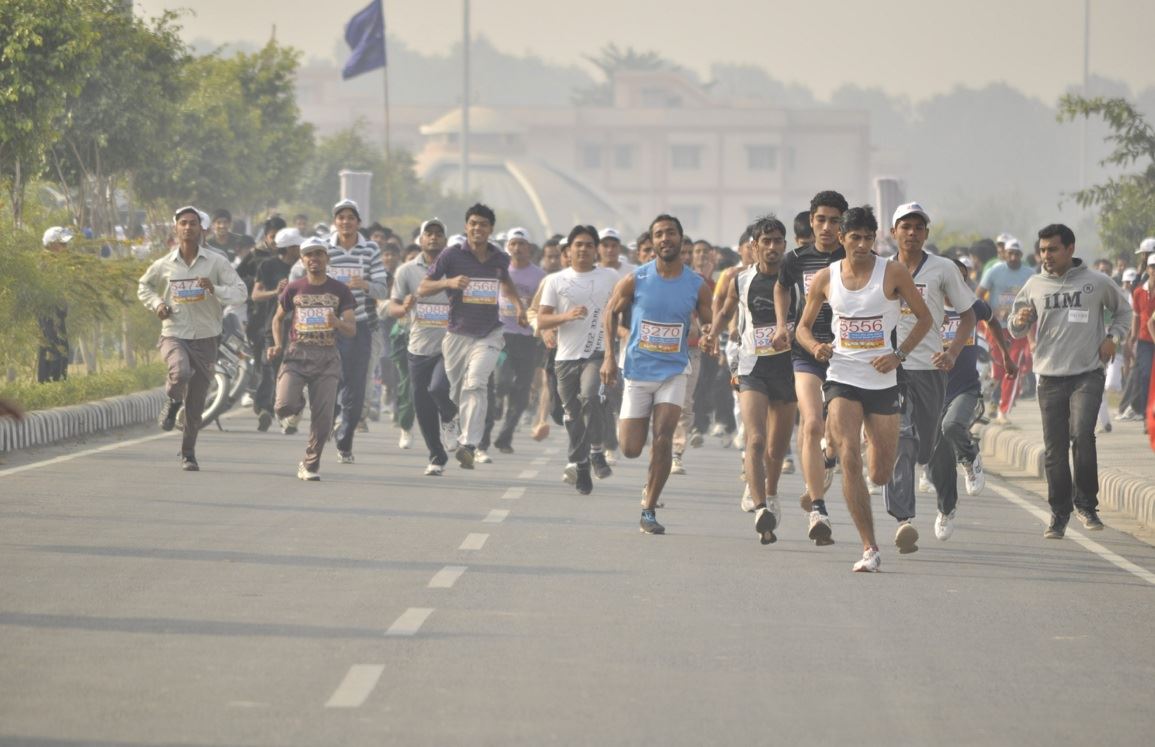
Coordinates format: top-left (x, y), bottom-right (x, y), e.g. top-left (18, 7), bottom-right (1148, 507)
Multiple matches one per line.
top-left (808, 510), bottom-right (834, 545)
top-left (740, 486), bottom-right (756, 513)
top-left (398, 429), bottom-right (412, 449)
top-left (688, 428), bottom-right (704, 448)
top-left (639, 509), bottom-right (665, 535)
top-left (1043, 514), bottom-right (1068, 539)
top-left (337, 451), bottom-right (355, 464)
top-left (963, 453), bottom-right (985, 495)
top-left (671, 455), bottom-right (686, 475)
top-left (456, 445), bottom-right (475, 470)
top-left (440, 418), bottom-right (460, 451)
top-left (281, 414), bottom-right (300, 435)
top-left (918, 468), bottom-right (934, 494)
top-left (710, 423), bottom-right (727, 437)
top-left (781, 455), bottom-right (795, 474)
top-left (591, 451), bottom-right (613, 479)
top-left (159, 398), bottom-right (182, 431)
top-left (604, 450), bottom-right (618, 466)
top-left (562, 462), bottom-right (577, 484)
top-left (895, 520), bottom-right (919, 554)
top-left (755, 505), bottom-right (777, 545)
top-left (240, 393), bottom-right (254, 409)
top-left (853, 547), bottom-right (881, 573)
top-left (297, 462), bottom-right (320, 481)
top-left (180, 453), bottom-right (199, 472)
top-left (424, 463), bottom-right (443, 477)
top-left (1076, 508), bottom-right (1104, 531)
top-left (575, 462), bottom-right (593, 495)
top-left (496, 444), bottom-right (515, 454)
top-left (934, 509), bottom-right (956, 541)
top-left (257, 409), bottom-right (273, 432)
top-left (475, 450), bottom-right (493, 464)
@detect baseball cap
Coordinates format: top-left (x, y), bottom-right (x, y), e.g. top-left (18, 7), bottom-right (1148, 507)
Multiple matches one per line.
top-left (1137, 237), bottom-right (1155, 254)
top-left (420, 217), bottom-right (446, 234)
top-left (1148, 253), bottom-right (1155, 267)
top-left (599, 227), bottom-right (622, 242)
top-left (274, 227), bottom-right (304, 249)
top-left (1122, 268), bottom-right (1139, 282)
top-left (1005, 238), bottom-right (1023, 253)
top-left (995, 232), bottom-right (1013, 245)
top-left (300, 237), bottom-right (329, 255)
top-left (891, 202), bottom-right (930, 228)
top-left (959, 256), bottom-right (975, 269)
top-left (506, 227), bottom-right (532, 243)
top-left (172, 205), bottom-right (210, 230)
top-left (42, 226), bottom-right (75, 246)
top-left (332, 198), bottom-right (361, 220)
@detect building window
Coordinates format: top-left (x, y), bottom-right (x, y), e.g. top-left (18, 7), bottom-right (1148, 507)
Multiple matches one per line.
top-left (579, 144), bottom-right (602, 169)
top-left (670, 205), bottom-right (703, 232)
top-left (614, 145), bottom-right (635, 170)
top-left (670, 145), bottom-right (702, 170)
top-left (746, 145), bottom-right (778, 171)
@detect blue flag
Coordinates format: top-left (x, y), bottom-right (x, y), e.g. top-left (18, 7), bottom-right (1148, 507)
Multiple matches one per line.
top-left (342, 0), bottom-right (385, 80)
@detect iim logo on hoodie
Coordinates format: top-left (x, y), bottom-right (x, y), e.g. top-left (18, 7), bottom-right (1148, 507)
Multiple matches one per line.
top-left (1042, 290), bottom-right (1082, 310)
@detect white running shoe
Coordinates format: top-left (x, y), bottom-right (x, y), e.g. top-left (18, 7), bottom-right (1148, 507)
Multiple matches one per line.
top-left (440, 418), bottom-right (460, 451)
top-left (867, 478), bottom-right (882, 495)
top-left (398, 429), bottom-right (412, 449)
top-left (853, 547), bottom-right (881, 572)
top-left (710, 423), bottom-right (727, 437)
top-left (807, 510), bottom-right (833, 545)
top-left (424, 463), bottom-right (443, 476)
top-left (963, 453), bottom-right (985, 495)
top-left (604, 450), bottom-right (618, 466)
top-left (740, 486), bottom-right (756, 513)
top-left (671, 455), bottom-right (686, 475)
top-left (563, 462), bottom-right (577, 485)
top-left (296, 462), bottom-right (320, 481)
top-left (934, 509), bottom-right (956, 541)
top-left (895, 520), bottom-right (919, 554)
top-left (241, 393), bottom-right (254, 408)
top-left (337, 451), bottom-right (355, 465)
top-left (755, 505), bottom-right (777, 544)
top-left (781, 456), bottom-right (795, 474)
top-left (918, 468), bottom-right (935, 495)
top-left (475, 449), bottom-right (493, 464)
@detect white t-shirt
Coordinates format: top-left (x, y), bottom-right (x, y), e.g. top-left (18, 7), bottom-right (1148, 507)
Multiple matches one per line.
top-left (895, 252), bottom-right (977, 371)
top-left (539, 267), bottom-right (620, 361)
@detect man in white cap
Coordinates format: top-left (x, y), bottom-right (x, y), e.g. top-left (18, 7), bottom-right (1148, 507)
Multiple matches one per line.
top-left (978, 236), bottom-right (1035, 424)
top-left (1137, 237), bottom-right (1155, 284)
top-left (37, 227), bottom-right (75, 382)
top-left (882, 202), bottom-right (976, 551)
top-left (598, 227), bottom-right (635, 278)
top-left (249, 227), bottom-right (303, 431)
top-left (137, 206), bottom-right (247, 470)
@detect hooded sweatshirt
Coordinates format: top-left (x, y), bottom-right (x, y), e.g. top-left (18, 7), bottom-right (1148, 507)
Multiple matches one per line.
top-left (1008, 259), bottom-right (1131, 377)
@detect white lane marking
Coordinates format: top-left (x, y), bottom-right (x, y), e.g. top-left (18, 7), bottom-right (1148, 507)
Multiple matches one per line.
top-left (501, 487), bottom-right (525, 501)
top-left (989, 482), bottom-right (1155, 586)
top-left (428, 565), bottom-right (468, 589)
top-left (530, 457), bottom-right (548, 466)
top-left (543, 447), bottom-right (559, 455)
top-left (483, 509), bottom-right (509, 524)
top-left (324, 665), bottom-right (385, 708)
top-left (0, 432), bottom-right (173, 478)
top-left (459, 533), bottom-right (489, 550)
top-left (385, 608), bottom-right (433, 637)
top-left (517, 469), bottom-right (538, 479)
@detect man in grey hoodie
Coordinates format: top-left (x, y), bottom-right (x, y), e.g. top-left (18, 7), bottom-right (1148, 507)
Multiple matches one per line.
top-left (1009, 224), bottom-right (1131, 538)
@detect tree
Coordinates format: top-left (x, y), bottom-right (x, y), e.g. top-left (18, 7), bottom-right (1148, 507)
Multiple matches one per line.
top-left (572, 44), bottom-right (679, 106)
top-left (1059, 95), bottom-right (1155, 255)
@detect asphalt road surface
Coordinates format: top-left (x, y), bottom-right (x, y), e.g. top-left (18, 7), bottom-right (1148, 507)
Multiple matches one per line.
top-left (2, 410), bottom-right (1154, 746)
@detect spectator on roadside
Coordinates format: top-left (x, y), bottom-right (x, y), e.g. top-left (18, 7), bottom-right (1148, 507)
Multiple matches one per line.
top-left (37, 227), bottom-right (74, 383)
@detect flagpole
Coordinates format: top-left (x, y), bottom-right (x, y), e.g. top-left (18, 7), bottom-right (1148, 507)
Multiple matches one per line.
top-left (382, 0), bottom-right (392, 212)
top-left (461, 0), bottom-right (470, 196)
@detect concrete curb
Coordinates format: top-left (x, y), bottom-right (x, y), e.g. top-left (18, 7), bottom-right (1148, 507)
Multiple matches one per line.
top-left (0, 388), bottom-right (166, 453)
top-left (981, 423), bottom-right (1155, 529)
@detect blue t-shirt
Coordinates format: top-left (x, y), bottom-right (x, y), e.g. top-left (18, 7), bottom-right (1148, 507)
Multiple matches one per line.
top-left (945, 299), bottom-right (992, 401)
top-left (624, 262), bottom-right (703, 382)
top-left (979, 263), bottom-right (1035, 322)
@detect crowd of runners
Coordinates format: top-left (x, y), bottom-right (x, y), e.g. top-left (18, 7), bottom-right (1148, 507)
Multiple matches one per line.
top-left (127, 191), bottom-right (1148, 572)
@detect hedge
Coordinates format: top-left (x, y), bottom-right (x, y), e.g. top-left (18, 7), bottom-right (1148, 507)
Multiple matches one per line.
top-left (0, 363), bottom-right (165, 412)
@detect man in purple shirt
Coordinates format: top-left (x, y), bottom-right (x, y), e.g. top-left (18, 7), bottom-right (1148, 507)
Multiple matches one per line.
top-left (418, 204), bottom-right (527, 469)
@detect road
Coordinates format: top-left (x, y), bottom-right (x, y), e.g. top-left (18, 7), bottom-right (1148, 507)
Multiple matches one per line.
top-left (1, 410), bottom-right (1154, 746)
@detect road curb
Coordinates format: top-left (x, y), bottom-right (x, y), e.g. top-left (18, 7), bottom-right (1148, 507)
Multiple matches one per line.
top-left (981, 423), bottom-right (1155, 529)
top-left (0, 388), bottom-right (166, 453)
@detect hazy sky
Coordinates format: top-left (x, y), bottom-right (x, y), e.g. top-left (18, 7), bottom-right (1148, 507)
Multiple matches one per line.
top-left (136, 0), bottom-right (1155, 102)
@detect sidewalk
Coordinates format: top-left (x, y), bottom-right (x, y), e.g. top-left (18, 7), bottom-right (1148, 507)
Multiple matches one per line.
top-left (980, 398), bottom-right (1155, 531)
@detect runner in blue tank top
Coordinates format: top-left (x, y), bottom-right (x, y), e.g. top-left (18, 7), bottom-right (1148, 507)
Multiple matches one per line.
top-left (601, 215), bottom-right (713, 535)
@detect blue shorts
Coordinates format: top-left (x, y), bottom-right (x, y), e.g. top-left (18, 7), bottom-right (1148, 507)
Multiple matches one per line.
top-left (791, 357), bottom-right (828, 381)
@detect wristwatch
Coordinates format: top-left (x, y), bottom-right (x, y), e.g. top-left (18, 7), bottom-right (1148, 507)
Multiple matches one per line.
top-left (895, 348), bottom-right (908, 362)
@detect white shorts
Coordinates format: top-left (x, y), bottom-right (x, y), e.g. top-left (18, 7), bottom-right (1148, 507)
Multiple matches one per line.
top-left (620, 374), bottom-right (688, 420)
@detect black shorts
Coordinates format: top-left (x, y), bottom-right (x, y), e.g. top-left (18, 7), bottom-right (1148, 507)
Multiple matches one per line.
top-left (822, 380), bottom-right (900, 416)
top-left (791, 355), bottom-right (828, 380)
top-left (738, 355), bottom-right (796, 402)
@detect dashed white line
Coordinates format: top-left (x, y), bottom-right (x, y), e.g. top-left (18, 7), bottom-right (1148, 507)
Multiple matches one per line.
top-left (517, 469), bottom-right (538, 479)
top-left (501, 487), bottom-right (525, 500)
top-left (324, 665), bottom-right (385, 708)
top-left (483, 509), bottom-right (510, 524)
top-left (989, 482), bottom-right (1155, 586)
top-left (459, 532), bottom-right (489, 550)
top-left (428, 565), bottom-right (468, 589)
top-left (386, 608), bottom-right (434, 637)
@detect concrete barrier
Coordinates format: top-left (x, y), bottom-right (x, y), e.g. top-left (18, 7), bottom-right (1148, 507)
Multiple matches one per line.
top-left (0, 388), bottom-right (166, 453)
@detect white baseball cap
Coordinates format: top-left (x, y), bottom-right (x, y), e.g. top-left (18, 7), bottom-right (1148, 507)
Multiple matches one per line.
top-left (300, 237), bottom-right (329, 256)
top-left (506, 227), bottom-right (532, 243)
top-left (1137, 237), bottom-right (1155, 254)
top-left (42, 226), bottom-right (74, 246)
top-left (959, 255), bottom-right (975, 269)
top-left (891, 202), bottom-right (930, 228)
top-left (1148, 252), bottom-right (1155, 267)
top-left (1005, 238), bottom-right (1023, 253)
top-left (420, 217), bottom-right (446, 234)
top-left (996, 232), bottom-right (1013, 245)
top-left (172, 205), bottom-right (210, 230)
top-left (1122, 268), bottom-right (1139, 282)
top-left (274, 227), bottom-right (304, 249)
top-left (599, 227), bottom-right (622, 242)
top-left (332, 198), bottom-right (361, 219)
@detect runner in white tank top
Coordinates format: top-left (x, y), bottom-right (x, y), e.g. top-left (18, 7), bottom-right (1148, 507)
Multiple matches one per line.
top-left (795, 207), bottom-right (933, 573)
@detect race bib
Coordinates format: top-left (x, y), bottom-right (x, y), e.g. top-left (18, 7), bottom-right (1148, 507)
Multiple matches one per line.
top-left (997, 290), bottom-right (1018, 310)
top-left (170, 278), bottom-right (206, 304)
top-left (838, 315), bottom-right (886, 350)
top-left (330, 266), bottom-right (363, 285)
top-left (753, 322), bottom-right (793, 356)
top-left (803, 271), bottom-right (817, 295)
top-left (295, 306), bottom-right (332, 333)
top-left (463, 277), bottom-right (499, 305)
top-left (902, 283), bottom-right (928, 315)
top-left (414, 302), bottom-right (449, 328)
top-left (638, 320), bottom-right (683, 354)
top-left (941, 315), bottom-right (975, 347)
top-left (1068, 309), bottom-right (1089, 324)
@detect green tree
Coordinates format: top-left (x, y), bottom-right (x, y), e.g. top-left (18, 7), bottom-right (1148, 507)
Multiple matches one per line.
top-left (1059, 95), bottom-right (1155, 255)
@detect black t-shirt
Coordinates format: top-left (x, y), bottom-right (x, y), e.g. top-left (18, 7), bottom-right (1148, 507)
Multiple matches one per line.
top-left (252, 255), bottom-right (294, 336)
top-left (777, 244), bottom-right (845, 363)
top-left (743, 269), bottom-right (793, 377)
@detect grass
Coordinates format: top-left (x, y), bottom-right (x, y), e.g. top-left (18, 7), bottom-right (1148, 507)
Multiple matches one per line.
top-left (0, 363), bottom-right (165, 411)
